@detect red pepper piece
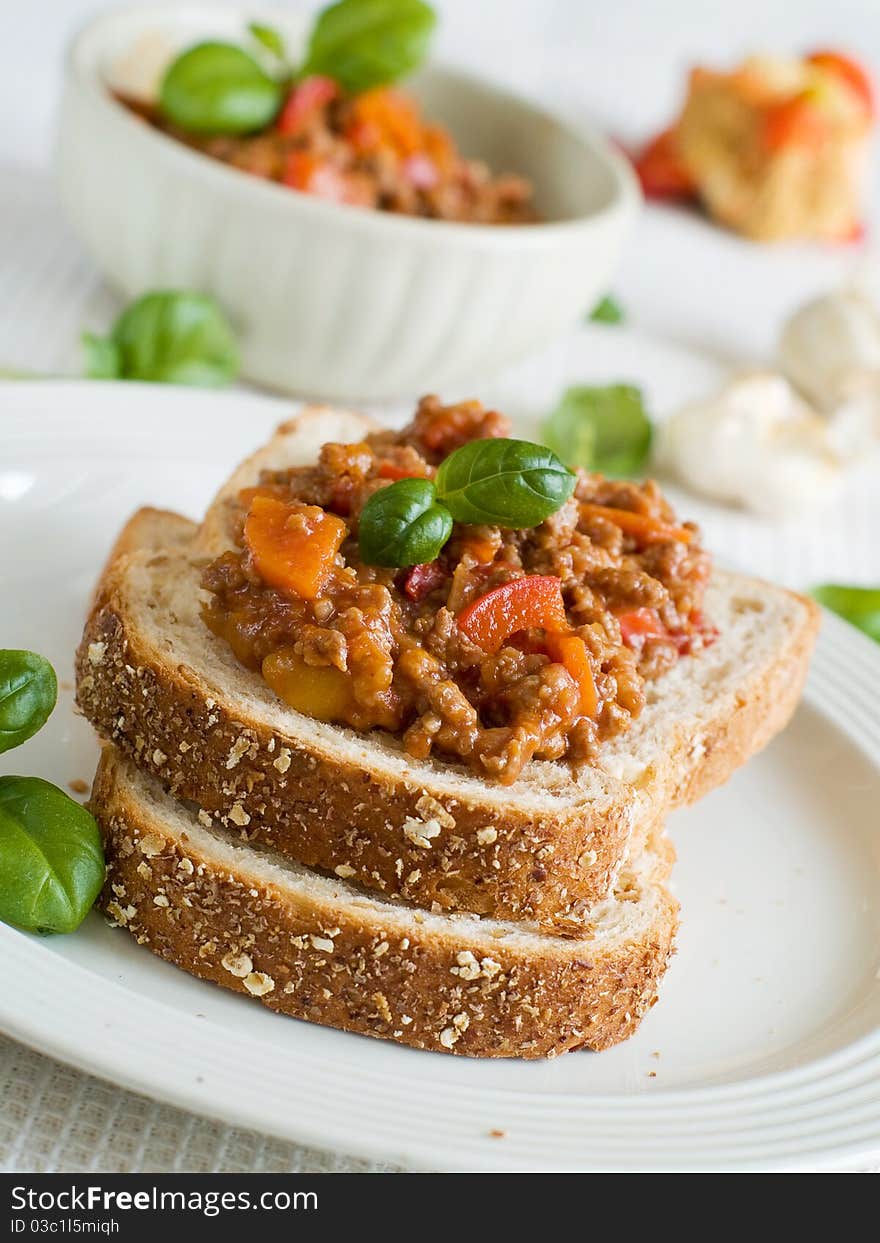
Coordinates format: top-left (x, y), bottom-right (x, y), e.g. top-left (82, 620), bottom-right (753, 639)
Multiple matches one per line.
top-left (632, 128), bottom-right (696, 199)
top-left (617, 607), bottom-right (719, 655)
top-left (457, 576), bottom-right (568, 653)
top-left (277, 76), bottom-right (338, 136)
top-left (399, 561), bottom-right (447, 602)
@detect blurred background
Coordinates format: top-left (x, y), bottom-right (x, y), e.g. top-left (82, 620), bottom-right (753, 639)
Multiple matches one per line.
top-left (2, 0), bottom-right (879, 372)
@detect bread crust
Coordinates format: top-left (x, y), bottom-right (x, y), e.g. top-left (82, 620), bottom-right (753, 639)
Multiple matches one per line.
top-left (92, 749), bottom-right (678, 1059)
top-left (77, 573), bottom-right (632, 934)
top-left (660, 597), bottom-right (821, 810)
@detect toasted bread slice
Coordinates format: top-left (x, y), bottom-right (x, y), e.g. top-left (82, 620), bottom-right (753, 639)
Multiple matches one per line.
top-left (76, 494), bottom-right (819, 932)
top-left (91, 747), bottom-right (677, 1059)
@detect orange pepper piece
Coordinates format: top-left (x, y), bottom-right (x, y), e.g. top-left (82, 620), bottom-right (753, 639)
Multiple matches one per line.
top-left (423, 123), bottom-right (457, 175)
top-left (243, 495), bottom-right (346, 600)
top-left (461, 534), bottom-right (498, 564)
top-left (545, 631), bottom-right (598, 717)
top-left (581, 503), bottom-right (693, 544)
top-left (457, 576), bottom-right (568, 653)
top-left (238, 484), bottom-right (285, 506)
top-left (346, 87), bottom-right (424, 157)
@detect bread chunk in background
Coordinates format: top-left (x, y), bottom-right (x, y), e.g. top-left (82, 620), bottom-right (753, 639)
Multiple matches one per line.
top-left (637, 52), bottom-right (873, 242)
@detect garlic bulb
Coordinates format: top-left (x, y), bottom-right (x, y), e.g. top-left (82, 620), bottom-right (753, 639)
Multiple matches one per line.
top-left (778, 286), bottom-right (880, 412)
top-left (658, 373), bottom-right (844, 518)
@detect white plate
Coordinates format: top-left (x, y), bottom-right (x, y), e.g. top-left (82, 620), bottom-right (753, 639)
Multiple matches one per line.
top-left (3, 332), bottom-right (880, 1172)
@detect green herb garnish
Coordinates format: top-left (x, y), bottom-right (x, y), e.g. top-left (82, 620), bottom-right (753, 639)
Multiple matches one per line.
top-left (0, 651), bottom-right (57, 755)
top-left (359, 477), bottom-right (453, 566)
top-left (811, 585), bottom-right (880, 644)
top-left (302, 0), bottom-right (436, 94)
top-left (435, 439), bottom-right (575, 527)
top-left (160, 41), bottom-right (283, 134)
top-left (83, 291), bottom-right (238, 387)
top-left (247, 21), bottom-right (288, 63)
top-left (0, 777), bottom-right (104, 935)
top-left (157, 2), bottom-right (437, 136)
top-left (358, 439), bottom-right (575, 568)
top-left (81, 334), bottom-right (122, 381)
top-left (589, 295), bottom-right (624, 325)
top-left (0, 649), bottom-right (104, 935)
top-left (542, 384), bottom-right (653, 477)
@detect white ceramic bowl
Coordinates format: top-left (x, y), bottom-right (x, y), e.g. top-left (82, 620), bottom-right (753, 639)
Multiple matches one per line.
top-left (57, 5), bottom-right (639, 401)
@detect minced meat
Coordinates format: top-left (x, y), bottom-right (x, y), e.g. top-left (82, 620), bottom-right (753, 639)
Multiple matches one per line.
top-left (117, 80), bottom-right (537, 225)
top-left (202, 396), bottom-right (715, 784)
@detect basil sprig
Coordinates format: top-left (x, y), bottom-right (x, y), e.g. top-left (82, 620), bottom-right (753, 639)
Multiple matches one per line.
top-left (303, 0), bottom-right (436, 94)
top-left (0, 650), bottom-right (105, 935)
top-left (435, 439), bottom-right (576, 526)
top-left (157, 2), bottom-right (436, 136)
top-left (0, 651), bottom-right (57, 754)
top-left (359, 439), bottom-right (575, 567)
top-left (83, 291), bottom-right (238, 387)
top-left (160, 41), bottom-right (283, 134)
top-left (811, 584), bottom-right (880, 644)
top-left (542, 384), bottom-right (653, 478)
top-left (359, 477), bottom-right (452, 566)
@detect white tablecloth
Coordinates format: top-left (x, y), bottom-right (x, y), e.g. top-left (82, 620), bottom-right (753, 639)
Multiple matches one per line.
top-left (2, 0), bottom-right (880, 1174)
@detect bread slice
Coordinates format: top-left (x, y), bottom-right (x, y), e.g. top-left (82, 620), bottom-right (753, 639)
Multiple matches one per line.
top-left (91, 747), bottom-right (678, 1058)
top-left (76, 498), bottom-right (818, 934)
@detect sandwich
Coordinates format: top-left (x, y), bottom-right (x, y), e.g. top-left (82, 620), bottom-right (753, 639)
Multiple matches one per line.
top-left (77, 396), bottom-right (819, 1055)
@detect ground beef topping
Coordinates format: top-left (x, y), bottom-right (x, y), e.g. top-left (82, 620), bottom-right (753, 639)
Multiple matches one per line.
top-left (118, 80), bottom-right (537, 225)
top-left (201, 396), bottom-right (715, 784)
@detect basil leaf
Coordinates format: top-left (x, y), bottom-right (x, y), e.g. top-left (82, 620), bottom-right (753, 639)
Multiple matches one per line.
top-left (248, 21), bottom-right (287, 62)
top-left (0, 651), bottom-right (57, 756)
top-left (542, 385), bottom-right (652, 477)
top-left (435, 439), bottom-right (575, 528)
top-left (303, 0), bottom-right (436, 94)
top-left (160, 41), bottom-right (282, 134)
top-left (82, 333), bottom-right (121, 380)
top-left (359, 478), bottom-right (452, 566)
top-left (86, 292), bottom-right (238, 387)
top-left (811, 584), bottom-right (880, 643)
top-left (0, 776), bottom-right (104, 934)
top-left (589, 294), bottom-right (624, 324)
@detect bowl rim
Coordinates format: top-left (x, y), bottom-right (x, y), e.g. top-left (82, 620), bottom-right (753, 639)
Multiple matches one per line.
top-left (64, 1), bottom-right (641, 249)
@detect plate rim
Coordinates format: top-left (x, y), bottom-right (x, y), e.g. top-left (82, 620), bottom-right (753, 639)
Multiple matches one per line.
top-left (3, 373), bottom-right (880, 1172)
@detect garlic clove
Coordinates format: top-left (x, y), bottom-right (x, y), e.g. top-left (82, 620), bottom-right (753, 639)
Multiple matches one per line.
top-left (659, 372), bottom-right (845, 518)
top-left (778, 288), bottom-right (880, 412)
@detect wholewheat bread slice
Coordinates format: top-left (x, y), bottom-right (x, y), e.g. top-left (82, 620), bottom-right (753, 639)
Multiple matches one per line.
top-left (76, 495), bottom-right (819, 932)
top-left (91, 747), bottom-right (677, 1058)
